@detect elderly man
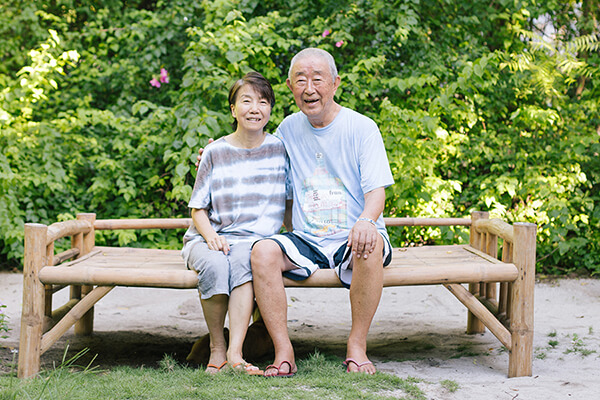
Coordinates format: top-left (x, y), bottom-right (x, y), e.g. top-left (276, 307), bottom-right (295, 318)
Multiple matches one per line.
top-left (251, 48), bottom-right (394, 377)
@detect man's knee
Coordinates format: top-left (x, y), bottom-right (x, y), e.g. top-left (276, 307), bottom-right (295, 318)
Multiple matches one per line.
top-left (353, 236), bottom-right (384, 269)
top-left (251, 240), bottom-right (282, 273)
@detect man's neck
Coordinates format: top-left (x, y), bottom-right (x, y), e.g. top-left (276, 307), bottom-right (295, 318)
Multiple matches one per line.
top-left (308, 103), bottom-right (342, 128)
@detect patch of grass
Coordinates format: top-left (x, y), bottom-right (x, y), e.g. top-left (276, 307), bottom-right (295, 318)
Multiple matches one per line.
top-left (564, 334), bottom-right (597, 357)
top-left (158, 354), bottom-right (177, 373)
top-left (440, 379), bottom-right (459, 393)
top-left (0, 345), bottom-right (100, 400)
top-left (0, 351), bottom-right (426, 400)
top-left (449, 344), bottom-right (481, 359)
top-left (534, 347), bottom-right (547, 360)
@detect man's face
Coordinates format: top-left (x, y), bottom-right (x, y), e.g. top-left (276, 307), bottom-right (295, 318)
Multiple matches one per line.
top-left (286, 56), bottom-right (340, 128)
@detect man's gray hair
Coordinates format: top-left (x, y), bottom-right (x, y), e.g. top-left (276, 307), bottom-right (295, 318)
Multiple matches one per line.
top-left (288, 48), bottom-right (338, 81)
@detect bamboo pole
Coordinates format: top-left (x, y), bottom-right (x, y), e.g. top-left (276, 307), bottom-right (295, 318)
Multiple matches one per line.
top-left (383, 217), bottom-right (471, 227)
top-left (92, 216), bottom-right (473, 231)
top-left (41, 286), bottom-right (113, 355)
top-left (508, 222), bottom-right (537, 377)
top-left (69, 220), bottom-right (83, 321)
top-left (475, 295), bottom-right (500, 317)
top-left (46, 220), bottom-right (92, 245)
top-left (474, 218), bottom-right (514, 243)
top-left (94, 218), bottom-right (192, 230)
top-left (75, 213), bottom-right (96, 335)
top-left (39, 266), bottom-right (211, 289)
top-left (52, 248), bottom-right (80, 265)
top-left (51, 298), bottom-right (79, 323)
top-left (485, 231), bottom-right (498, 306)
top-left (445, 284), bottom-right (511, 348)
top-left (50, 284), bottom-right (68, 294)
top-left (467, 211), bottom-right (488, 334)
top-left (39, 260), bottom-right (518, 289)
top-left (18, 224), bottom-right (47, 378)
top-left (478, 233), bottom-right (487, 298)
top-left (498, 241), bottom-right (513, 320)
top-left (43, 242), bottom-right (54, 332)
top-left (93, 217), bottom-right (475, 231)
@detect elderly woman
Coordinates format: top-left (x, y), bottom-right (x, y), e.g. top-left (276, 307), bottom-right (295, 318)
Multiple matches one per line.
top-left (182, 72), bottom-right (291, 375)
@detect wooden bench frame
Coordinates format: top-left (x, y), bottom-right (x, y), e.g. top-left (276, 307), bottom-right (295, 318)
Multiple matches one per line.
top-left (17, 211), bottom-right (536, 379)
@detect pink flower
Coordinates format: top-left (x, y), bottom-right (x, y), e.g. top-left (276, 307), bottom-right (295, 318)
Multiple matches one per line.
top-left (335, 40), bottom-right (344, 48)
top-left (160, 68), bottom-right (169, 83)
top-left (150, 78), bottom-right (161, 88)
top-left (322, 29), bottom-right (330, 38)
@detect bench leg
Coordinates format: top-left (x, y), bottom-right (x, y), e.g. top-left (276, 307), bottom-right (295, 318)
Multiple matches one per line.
top-left (508, 222), bottom-right (536, 377)
top-left (467, 283), bottom-right (486, 334)
top-left (467, 211), bottom-right (489, 334)
top-left (18, 224), bottom-right (47, 378)
top-left (69, 284), bottom-right (94, 335)
top-left (73, 213), bottom-right (96, 335)
top-left (74, 285), bottom-right (95, 335)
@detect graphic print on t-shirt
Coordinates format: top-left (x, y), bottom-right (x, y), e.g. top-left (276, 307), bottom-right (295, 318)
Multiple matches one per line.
top-left (300, 152), bottom-right (347, 237)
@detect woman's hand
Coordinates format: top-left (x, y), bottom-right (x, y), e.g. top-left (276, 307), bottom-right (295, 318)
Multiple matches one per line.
top-left (206, 234), bottom-right (230, 255)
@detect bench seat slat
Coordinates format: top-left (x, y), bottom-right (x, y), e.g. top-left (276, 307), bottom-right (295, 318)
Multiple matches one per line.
top-left (38, 245), bottom-right (518, 289)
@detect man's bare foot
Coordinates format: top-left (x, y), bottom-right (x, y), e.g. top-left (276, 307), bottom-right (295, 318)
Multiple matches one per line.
top-left (264, 360), bottom-right (297, 377)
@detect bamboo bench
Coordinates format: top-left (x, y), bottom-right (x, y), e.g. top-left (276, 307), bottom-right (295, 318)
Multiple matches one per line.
top-left (18, 211), bottom-right (536, 379)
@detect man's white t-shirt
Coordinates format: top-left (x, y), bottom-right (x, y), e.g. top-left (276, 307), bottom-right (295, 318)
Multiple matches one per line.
top-left (275, 107), bottom-right (394, 249)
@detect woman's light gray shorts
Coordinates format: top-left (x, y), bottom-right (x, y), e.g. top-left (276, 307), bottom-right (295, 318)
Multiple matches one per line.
top-left (185, 240), bottom-right (253, 300)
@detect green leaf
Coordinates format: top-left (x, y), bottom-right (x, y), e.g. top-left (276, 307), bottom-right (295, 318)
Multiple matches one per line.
top-left (225, 50), bottom-right (245, 64)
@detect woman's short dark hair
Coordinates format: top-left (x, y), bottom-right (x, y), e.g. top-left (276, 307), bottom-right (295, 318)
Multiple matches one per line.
top-left (228, 71), bottom-right (275, 130)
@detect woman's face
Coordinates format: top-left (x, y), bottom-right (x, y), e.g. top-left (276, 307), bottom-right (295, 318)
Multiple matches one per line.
top-left (230, 85), bottom-right (272, 135)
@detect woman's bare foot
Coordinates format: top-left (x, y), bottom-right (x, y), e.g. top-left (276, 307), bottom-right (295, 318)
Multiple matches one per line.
top-left (206, 348), bottom-right (228, 374)
top-left (205, 360), bottom-right (227, 374)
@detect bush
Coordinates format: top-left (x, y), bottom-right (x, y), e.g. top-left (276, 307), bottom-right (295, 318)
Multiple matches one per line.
top-left (0, 0), bottom-right (598, 276)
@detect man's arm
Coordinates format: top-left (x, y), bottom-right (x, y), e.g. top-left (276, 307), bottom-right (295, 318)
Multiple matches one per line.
top-left (195, 138), bottom-right (214, 169)
top-left (347, 187), bottom-right (386, 259)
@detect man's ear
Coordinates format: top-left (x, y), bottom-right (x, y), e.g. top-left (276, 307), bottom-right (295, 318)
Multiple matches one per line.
top-left (286, 78), bottom-right (293, 92)
top-left (333, 75), bottom-right (341, 93)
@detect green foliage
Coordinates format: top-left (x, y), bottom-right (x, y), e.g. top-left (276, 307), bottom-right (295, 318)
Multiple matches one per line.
top-left (0, 304), bottom-right (9, 339)
top-left (0, 0), bottom-right (599, 275)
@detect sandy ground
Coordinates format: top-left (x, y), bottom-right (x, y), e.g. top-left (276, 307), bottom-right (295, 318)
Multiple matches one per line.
top-left (1, 271), bottom-right (600, 399)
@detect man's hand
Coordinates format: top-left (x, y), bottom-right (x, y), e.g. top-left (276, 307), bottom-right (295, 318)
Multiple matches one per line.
top-left (348, 188), bottom-right (386, 260)
top-left (195, 138), bottom-right (214, 169)
top-left (348, 219), bottom-right (378, 259)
